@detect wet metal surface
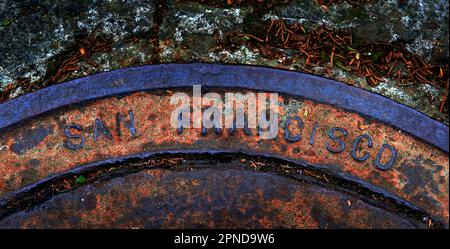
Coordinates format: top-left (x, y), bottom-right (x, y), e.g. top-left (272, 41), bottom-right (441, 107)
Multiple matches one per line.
top-left (0, 65), bottom-right (448, 228)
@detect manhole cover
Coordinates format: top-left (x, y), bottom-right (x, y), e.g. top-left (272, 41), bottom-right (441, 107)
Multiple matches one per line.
top-left (0, 64), bottom-right (448, 229)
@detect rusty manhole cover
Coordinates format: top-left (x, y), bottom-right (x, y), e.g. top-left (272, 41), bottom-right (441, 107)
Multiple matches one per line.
top-left (0, 64), bottom-right (448, 229)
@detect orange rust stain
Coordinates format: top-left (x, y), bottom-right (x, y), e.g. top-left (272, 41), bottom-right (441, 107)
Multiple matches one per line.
top-left (0, 90), bottom-right (448, 224)
top-left (270, 194), bottom-right (318, 228)
top-left (0, 168), bottom-right (434, 228)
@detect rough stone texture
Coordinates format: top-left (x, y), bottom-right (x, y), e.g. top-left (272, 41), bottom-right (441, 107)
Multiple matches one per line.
top-left (269, 0), bottom-right (449, 63)
top-left (0, 0), bottom-right (448, 123)
top-left (0, 0), bottom-right (156, 93)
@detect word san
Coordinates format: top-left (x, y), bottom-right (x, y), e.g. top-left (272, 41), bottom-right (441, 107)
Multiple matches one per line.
top-left (63, 110), bottom-right (136, 150)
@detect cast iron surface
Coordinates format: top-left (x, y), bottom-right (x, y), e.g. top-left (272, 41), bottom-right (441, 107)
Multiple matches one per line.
top-left (0, 63), bottom-right (448, 152)
top-left (0, 64), bottom-right (448, 228)
top-left (0, 151), bottom-right (436, 228)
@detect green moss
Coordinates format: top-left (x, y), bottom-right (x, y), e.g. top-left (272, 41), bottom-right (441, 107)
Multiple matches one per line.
top-left (1, 18), bottom-right (14, 27)
top-left (75, 175), bottom-right (87, 184)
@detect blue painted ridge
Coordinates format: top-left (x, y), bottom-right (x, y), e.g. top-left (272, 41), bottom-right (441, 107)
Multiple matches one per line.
top-left (0, 63), bottom-right (448, 152)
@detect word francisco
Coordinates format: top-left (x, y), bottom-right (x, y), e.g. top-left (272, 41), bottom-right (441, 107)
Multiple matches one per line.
top-left (174, 114), bottom-right (397, 171)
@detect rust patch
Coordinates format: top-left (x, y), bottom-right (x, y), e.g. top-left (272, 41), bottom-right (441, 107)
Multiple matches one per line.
top-left (0, 89), bottom-right (448, 226)
top-left (0, 167), bottom-right (426, 229)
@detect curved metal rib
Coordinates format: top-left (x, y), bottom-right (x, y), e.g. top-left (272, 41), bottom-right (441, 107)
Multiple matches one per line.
top-left (0, 63), bottom-right (447, 151)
